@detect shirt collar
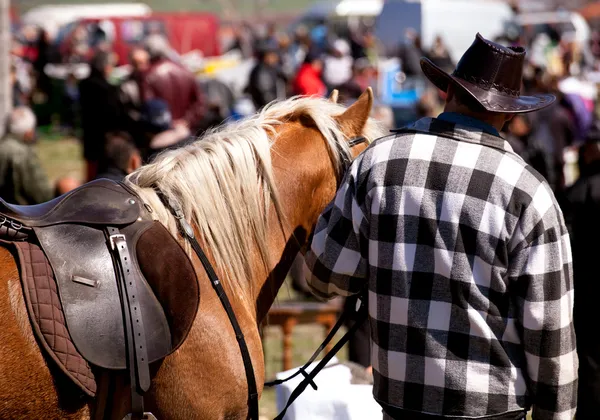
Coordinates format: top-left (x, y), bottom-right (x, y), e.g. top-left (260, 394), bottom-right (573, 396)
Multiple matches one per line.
top-left (394, 117), bottom-right (516, 155)
top-left (437, 112), bottom-right (500, 137)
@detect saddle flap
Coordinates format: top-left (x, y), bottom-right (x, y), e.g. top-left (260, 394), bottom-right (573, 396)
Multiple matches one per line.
top-left (33, 222), bottom-right (172, 370)
top-left (135, 222), bottom-right (199, 351)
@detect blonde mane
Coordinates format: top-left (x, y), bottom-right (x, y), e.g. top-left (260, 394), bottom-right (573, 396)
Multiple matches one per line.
top-left (125, 96), bottom-right (385, 305)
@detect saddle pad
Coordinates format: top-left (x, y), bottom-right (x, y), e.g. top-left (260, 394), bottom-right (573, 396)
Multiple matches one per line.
top-left (6, 240), bottom-right (96, 396)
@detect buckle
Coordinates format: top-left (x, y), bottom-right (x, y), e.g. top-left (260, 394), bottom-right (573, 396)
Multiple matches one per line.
top-left (109, 234), bottom-right (126, 250)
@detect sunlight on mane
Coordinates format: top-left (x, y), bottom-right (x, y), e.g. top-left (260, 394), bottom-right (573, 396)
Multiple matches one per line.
top-left (125, 96), bottom-right (385, 305)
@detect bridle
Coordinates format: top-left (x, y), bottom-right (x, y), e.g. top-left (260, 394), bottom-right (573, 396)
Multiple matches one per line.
top-left (163, 134), bottom-right (369, 420)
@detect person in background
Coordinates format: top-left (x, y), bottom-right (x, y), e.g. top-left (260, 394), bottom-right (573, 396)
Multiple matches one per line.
top-left (120, 47), bottom-right (151, 148)
top-left (336, 58), bottom-right (375, 104)
top-left (397, 28), bottom-right (423, 77)
top-left (427, 35), bottom-right (454, 72)
top-left (142, 35), bottom-right (204, 134)
top-left (96, 132), bottom-right (142, 182)
top-left (0, 107), bottom-right (78, 205)
top-left (61, 72), bottom-right (79, 135)
top-left (140, 99), bottom-right (192, 160)
top-left (79, 50), bottom-right (125, 181)
top-left (323, 39), bottom-right (353, 91)
top-left (289, 25), bottom-right (311, 72)
top-left (293, 53), bottom-right (326, 97)
top-left (305, 34), bottom-right (576, 419)
top-left (246, 44), bottom-right (286, 110)
top-left (562, 120), bottom-right (600, 419)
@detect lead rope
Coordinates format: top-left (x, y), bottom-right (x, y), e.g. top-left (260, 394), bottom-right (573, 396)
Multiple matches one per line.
top-left (167, 200), bottom-right (260, 420)
top-left (267, 292), bottom-right (367, 420)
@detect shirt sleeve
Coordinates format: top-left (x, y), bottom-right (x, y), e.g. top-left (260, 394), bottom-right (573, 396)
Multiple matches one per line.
top-left (304, 162), bottom-right (369, 300)
top-left (508, 213), bottom-right (577, 420)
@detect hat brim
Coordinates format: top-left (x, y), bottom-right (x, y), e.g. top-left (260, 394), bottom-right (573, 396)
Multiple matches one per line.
top-left (420, 57), bottom-right (556, 114)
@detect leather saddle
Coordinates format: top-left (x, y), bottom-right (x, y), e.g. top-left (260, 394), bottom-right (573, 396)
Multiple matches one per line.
top-left (0, 179), bottom-right (199, 411)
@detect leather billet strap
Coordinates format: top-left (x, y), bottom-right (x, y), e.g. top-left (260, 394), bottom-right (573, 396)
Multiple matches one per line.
top-left (106, 226), bottom-right (151, 419)
top-left (166, 199), bottom-right (260, 420)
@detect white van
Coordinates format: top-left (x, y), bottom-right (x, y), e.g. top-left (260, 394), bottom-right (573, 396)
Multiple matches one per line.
top-left (374, 0), bottom-right (515, 62)
top-left (21, 3), bottom-right (152, 38)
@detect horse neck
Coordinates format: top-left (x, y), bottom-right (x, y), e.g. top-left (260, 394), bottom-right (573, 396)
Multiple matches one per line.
top-left (254, 124), bottom-right (338, 322)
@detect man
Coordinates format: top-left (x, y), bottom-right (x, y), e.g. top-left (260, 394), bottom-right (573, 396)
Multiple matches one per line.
top-left (246, 43), bottom-right (286, 110)
top-left (96, 132), bottom-right (142, 182)
top-left (142, 34), bottom-right (204, 133)
top-left (0, 107), bottom-right (75, 205)
top-left (120, 47), bottom-right (150, 147)
top-left (563, 120), bottom-right (600, 419)
top-left (79, 50), bottom-right (125, 181)
top-left (305, 34), bottom-right (577, 419)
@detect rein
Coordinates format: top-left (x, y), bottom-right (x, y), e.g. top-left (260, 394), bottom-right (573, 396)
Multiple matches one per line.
top-left (164, 134), bottom-right (369, 420)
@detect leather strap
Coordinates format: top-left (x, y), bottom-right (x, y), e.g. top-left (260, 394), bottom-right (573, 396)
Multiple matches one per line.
top-left (272, 292), bottom-right (368, 420)
top-left (169, 203), bottom-right (260, 420)
top-left (106, 226), bottom-right (150, 419)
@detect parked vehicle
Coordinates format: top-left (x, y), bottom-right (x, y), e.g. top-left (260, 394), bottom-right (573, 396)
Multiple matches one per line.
top-left (20, 3), bottom-right (152, 39)
top-left (515, 10), bottom-right (591, 45)
top-left (55, 13), bottom-right (221, 65)
top-left (374, 0), bottom-right (515, 62)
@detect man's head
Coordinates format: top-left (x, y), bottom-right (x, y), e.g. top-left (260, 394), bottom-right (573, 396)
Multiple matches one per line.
top-left (257, 43), bottom-right (279, 66)
top-left (443, 85), bottom-right (513, 132)
top-left (129, 47), bottom-right (150, 73)
top-left (8, 107), bottom-right (36, 142)
top-left (103, 132), bottom-right (142, 175)
top-left (90, 50), bottom-right (113, 78)
top-left (304, 53), bottom-right (323, 73)
top-left (144, 34), bottom-right (171, 62)
top-left (421, 33), bottom-right (556, 127)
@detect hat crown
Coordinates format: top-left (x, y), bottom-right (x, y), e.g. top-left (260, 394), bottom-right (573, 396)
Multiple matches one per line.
top-left (452, 33), bottom-right (525, 97)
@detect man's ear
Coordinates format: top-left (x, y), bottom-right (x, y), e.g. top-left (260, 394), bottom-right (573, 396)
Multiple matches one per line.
top-left (128, 152), bottom-right (143, 173)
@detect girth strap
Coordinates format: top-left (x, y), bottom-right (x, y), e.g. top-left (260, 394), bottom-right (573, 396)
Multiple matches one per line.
top-left (106, 226), bottom-right (151, 419)
top-left (169, 204), bottom-right (260, 420)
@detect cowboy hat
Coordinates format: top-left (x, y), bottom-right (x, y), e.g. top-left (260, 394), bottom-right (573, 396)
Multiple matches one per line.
top-left (420, 33), bottom-right (555, 113)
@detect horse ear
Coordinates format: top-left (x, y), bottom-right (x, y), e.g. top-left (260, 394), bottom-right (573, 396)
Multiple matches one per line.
top-left (329, 89), bottom-right (339, 104)
top-left (334, 87), bottom-right (374, 136)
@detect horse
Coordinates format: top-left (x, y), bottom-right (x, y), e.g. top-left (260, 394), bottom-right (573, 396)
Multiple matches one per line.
top-left (0, 89), bottom-right (386, 419)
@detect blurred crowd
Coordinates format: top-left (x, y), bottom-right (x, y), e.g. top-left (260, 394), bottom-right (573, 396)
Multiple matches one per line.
top-left (6, 8), bottom-right (600, 411)
top-left (6, 14), bottom-right (600, 208)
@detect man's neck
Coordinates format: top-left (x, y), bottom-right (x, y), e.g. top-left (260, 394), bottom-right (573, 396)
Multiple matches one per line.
top-left (437, 111), bottom-right (501, 137)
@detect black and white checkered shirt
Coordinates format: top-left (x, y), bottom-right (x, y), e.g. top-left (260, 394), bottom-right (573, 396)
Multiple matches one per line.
top-left (305, 117), bottom-right (577, 419)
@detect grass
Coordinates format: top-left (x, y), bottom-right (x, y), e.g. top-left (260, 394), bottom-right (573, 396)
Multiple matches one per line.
top-left (35, 136), bottom-right (85, 184)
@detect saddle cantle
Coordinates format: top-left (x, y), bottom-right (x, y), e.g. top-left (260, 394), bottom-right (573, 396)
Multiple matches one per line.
top-left (0, 179), bottom-right (199, 410)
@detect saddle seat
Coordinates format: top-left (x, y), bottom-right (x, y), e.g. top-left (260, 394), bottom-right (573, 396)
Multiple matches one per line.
top-left (0, 179), bottom-right (199, 399)
top-left (0, 179), bottom-right (141, 227)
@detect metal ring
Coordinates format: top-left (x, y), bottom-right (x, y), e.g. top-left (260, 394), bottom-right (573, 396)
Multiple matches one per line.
top-left (0, 216), bottom-right (6, 226)
top-left (10, 221), bottom-right (22, 231)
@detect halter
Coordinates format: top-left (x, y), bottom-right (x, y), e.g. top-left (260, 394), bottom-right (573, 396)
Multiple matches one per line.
top-left (163, 134), bottom-right (369, 420)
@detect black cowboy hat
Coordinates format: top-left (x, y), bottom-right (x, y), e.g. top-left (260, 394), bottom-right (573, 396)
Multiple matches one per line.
top-left (420, 33), bottom-right (555, 114)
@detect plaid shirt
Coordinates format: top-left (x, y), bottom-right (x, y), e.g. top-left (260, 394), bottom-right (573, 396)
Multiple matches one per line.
top-left (305, 117), bottom-right (577, 419)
